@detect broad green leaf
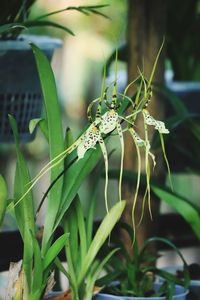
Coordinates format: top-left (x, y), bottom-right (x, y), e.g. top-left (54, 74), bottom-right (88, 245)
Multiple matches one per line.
top-left (78, 200), bottom-right (126, 284)
top-left (0, 174), bottom-right (8, 227)
top-left (54, 145), bottom-right (103, 231)
top-left (152, 185), bottom-right (200, 239)
top-left (31, 44), bottom-right (65, 255)
top-left (43, 233), bottom-right (69, 270)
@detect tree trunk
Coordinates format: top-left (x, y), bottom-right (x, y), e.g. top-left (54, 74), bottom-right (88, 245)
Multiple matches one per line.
top-left (122, 0), bottom-right (167, 251)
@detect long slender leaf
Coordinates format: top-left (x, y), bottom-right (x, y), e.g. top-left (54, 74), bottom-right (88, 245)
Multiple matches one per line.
top-left (155, 84), bottom-right (188, 115)
top-left (86, 183), bottom-right (98, 248)
top-left (0, 174), bottom-right (8, 227)
top-left (43, 233), bottom-right (69, 270)
top-left (31, 234), bottom-right (43, 292)
top-left (78, 200), bottom-right (126, 284)
top-left (34, 5), bottom-right (109, 21)
top-left (24, 20), bottom-right (75, 35)
top-left (9, 115), bottom-right (35, 289)
top-left (63, 230), bottom-right (78, 298)
top-left (85, 248), bottom-right (119, 300)
top-left (152, 184), bottom-right (200, 239)
top-left (75, 197), bottom-right (87, 269)
top-left (9, 115), bottom-right (35, 237)
top-left (31, 44), bottom-right (65, 255)
top-left (0, 23), bottom-right (26, 34)
top-left (63, 199), bottom-right (79, 273)
top-left (54, 145), bottom-right (103, 231)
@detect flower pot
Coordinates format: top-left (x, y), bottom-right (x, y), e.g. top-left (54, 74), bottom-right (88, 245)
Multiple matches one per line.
top-left (160, 265), bottom-right (200, 300)
top-left (187, 279), bottom-right (200, 300)
top-left (43, 291), bottom-right (64, 299)
top-left (94, 284), bottom-right (188, 300)
top-left (0, 34), bottom-right (62, 143)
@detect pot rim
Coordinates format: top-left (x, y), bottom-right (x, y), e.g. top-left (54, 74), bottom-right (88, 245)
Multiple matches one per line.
top-left (0, 34), bottom-right (62, 50)
top-left (95, 284), bottom-right (189, 299)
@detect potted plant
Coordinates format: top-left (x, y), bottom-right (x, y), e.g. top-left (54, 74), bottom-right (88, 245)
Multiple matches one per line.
top-left (0, 1), bottom-right (108, 143)
top-left (0, 38), bottom-right (173, 299)
top-left (48, 194), bottom-right (126, 300)
top-left (94, 224), bottom-right (189, 300)
top-left (2, 43), bottom-right (116, 299)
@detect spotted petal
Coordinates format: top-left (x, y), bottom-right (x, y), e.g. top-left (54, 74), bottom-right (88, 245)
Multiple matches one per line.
top-left (99, 110), bottom-right (118, 134)
top-left (130, 128), bottom-right (156, 168)
top-left (143, 109), bottom-right (169, 134)
top-left (77, 125), bottom-right (101, 159)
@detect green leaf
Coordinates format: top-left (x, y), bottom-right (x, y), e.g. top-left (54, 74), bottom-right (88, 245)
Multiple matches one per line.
top-left (155, 84), bottom-right (188, 115)
top-left (43, 233), bottom-right (69, 270)
top-left (54, 257), bottom-right (69, 279)
top-left (54, 145), bottom-right (103, 231)
top-left (75, 197), bottom-right (87, 268)
top-left (0, 174), bottom-right (8, 227)
top-left (152, 184), bottom-right (200, 239)
top-left (9, 115), bottom-right (35, 288)
top-left (85, 249), bottom-right (118, 300)
top-left (31, 44), bottom-right (65, 255)
top-left (29, 118), bottom-right (42, 134)
top-left (31, 234), bottom-right (43, 292)
top-left (29, 118), bottom-right (49, 141)
top-left (9, 115), bottom-right (35, 235)
top-left (24, 20), bottom-right (75, 35)
top-left (86, 186), bottom-right (97, 248)
top-left (34, 5), bottom-right (109, 21)
top-left (64, 127), bottom-right (74, 150)
top-left (0, 23), bottom-right (26, 34)
top-left (78, 200), bottom-right (126, 284)
top-left (62, 199), bottom-right (79, 274)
